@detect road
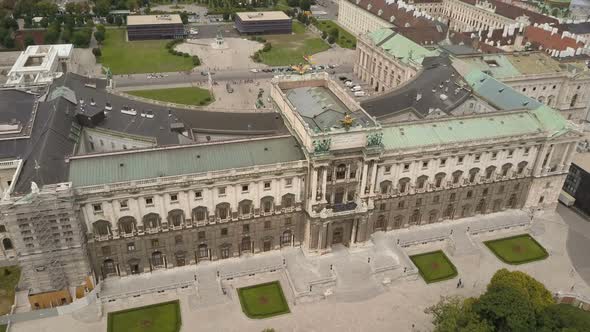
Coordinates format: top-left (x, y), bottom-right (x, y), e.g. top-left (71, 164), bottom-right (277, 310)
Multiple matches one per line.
top-left (113, 65), bottom-right (354, 89)
top-left (558, 204), bottom-right (590, 286)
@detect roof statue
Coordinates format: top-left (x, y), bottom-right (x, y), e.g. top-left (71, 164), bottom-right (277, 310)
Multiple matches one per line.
top-left (340, 113), bottom-right (355, 130)
top-left (31, 181), bottom-right (40, 194)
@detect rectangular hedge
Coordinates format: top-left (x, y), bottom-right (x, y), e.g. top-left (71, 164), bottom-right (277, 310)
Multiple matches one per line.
top-left (107, 300), bottom-right (181, 332)
top-left (410, 250), bottom-right (459, 284)
top-left (484, 234), bottom-right (548, 265)
top-left (237, 281), bottom-right (290, 319)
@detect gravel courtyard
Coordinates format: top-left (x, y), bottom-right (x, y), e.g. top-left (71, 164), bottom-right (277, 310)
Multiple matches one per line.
top-left (176, 38), bottom-right (264, 71)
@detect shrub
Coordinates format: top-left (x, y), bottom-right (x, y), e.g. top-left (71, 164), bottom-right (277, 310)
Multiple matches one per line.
top-left (321, 31), bottom-right (327, 39)
top-left (192, 56), bottom-right (201, 66)
top-left (327, 35), bottom-right (336, 44)
top-left (262, 42), bottom-right (272, 52)
top-left (92, 47), bottom-right (102, 57)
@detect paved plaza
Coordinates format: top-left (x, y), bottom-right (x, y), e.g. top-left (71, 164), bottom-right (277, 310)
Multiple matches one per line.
top-left (176, 38), bottom-right (264, 71)
top-left (7, 207), bottom-right (590, 332)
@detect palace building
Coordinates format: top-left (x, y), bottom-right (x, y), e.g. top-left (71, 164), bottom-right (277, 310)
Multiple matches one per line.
top-left (0, 37), bottom-right (582, 309)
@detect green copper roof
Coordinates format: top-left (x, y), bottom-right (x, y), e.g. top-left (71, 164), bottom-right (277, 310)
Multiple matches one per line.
top-left (381, 104), bottom-right (571, 151)
top-left (460, 55), bottom-right (522, 79)
top-left (464, 69), bottom-right (541, 111)
top-left (69, 136), bottom-right (305, 187)
top-left (368, 28), bottom-right (436, 65)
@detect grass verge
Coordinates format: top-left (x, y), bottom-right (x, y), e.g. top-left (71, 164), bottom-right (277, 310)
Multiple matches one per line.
top-left (107, 300), bottom-right (181, 332)
top-left (127, 86), bottom-right (213, 106)
top-left (315, 20), bottom-right (356, 49)
top-left (0, 266), bottom-right (20, 316)
top-left (101, 29), bottom-right (194, 74)
top-left (410, 250), bottom-right (458, 284)
top-left (258, 22), bottom-right (329, 66)
top-left (484, 234), bottom-right (548, 265)
top-left (237, 281), bottom-right (290, 319)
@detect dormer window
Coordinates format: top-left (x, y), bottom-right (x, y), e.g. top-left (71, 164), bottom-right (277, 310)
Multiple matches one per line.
top-left (356, 0), bottom-right (361, 4)
top-left (367, 4), bottom-right (372, 10)
top-left (378, 9), bottom-right (383, 16)
top-left (390, 15), bottom-right (395, 23)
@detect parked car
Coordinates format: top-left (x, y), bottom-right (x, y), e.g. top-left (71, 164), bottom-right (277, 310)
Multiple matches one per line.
top-left (354, 91), bottom-right (366, 97)
top-left (351, 86), bottom-right (362, 92)
top-left (226, 83), bottom-right (234, 93)
top-left (344, 80), bottom-right (353, 87)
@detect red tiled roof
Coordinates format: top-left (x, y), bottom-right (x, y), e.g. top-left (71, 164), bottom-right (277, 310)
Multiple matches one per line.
top-left (524, 26), bottom-right (585, 51)
top-left (459, 0), bottom-right (558, 25)
top-left (349, 0), bottom-right (442, 30)
top-left (394, 25), bottom-right (447, 45)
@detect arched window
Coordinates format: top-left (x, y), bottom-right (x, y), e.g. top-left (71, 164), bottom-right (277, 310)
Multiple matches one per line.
top-left (485, 166), bottom-right (496, 179)
top-left (261, 196), bottom-right (274, 213)
top-left (410, 209), bottom-right (421, 224)
top-left (547, 95), bottom-right (555, 106)
top-left (103, 259), bottom-right (116, 275)
top-left (143, 213), bottom-right (161, 229)
top-left (167, 210), bottom-right (184, 227)
top-left (416, 176), bottom-right (428, 189)
top-left (493, 199), bottom-right (503, 212)
top-left (435, 173), bottom-right (446, 188)
top-left (452, 170), bottom-right (463, 184)
top-left (469, 168), bottom-right (480, 183)
top-left (220, 244), bottom-right (232, 259)
top-left (461, 204), bottom-right (471, 218)
top-left (508, 193), bottom-right (517, 209)
top-left (336, 164), bottom-right (347, 180)
top-left (380, 180), bottom-right (392, 194)
top-left (501, 163), bottom-right (513, 177)
top-left (216, 203), bottom-right (231, 220)
top-left (517, 161), bottom-right (528, 175)
top-left (118, 216), bottom-right (136, 234)
top-left (281, 194), bottom-right (295, 208)
top-left (2, 238), bottom-right (13, 250)
top-left (281, 230), bottom-right (292, 246)
top-left (398, 178), bottom-right (410, 193)
top-left (238, 200), bottom-right (252, 216)
top-left (192, 206), bottom-right (208, 222)
top-left (443, 204), bottom-right (455, 219)
top-left (93, 220), bottom-right (111, 236)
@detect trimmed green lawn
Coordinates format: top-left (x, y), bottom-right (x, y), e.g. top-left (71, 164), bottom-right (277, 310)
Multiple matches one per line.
top-left (410, 251), bottom-right (458, 284)
top-left (237, 281), bottom-right (290, 319)
top-left (0, 266), bottom-right (21, 316)
top-left (127, 87), bottom-right (213, 106)
top-left (484, 234), bottom-right (548, 265)
top-left (0, 324), bottom-right (6, 332)
top-left (259, 22), bottom-right (329, 66)
top-left (107, 300), bottom-right (181, 332)
top-left (101, 29), bottom-right (194, 74)
top-left (315, 20), bottom-right (356, 49)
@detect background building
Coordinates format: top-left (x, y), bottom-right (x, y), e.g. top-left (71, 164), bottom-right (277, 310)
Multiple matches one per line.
top-left (126, 15), bottom-right (186, 41)
top-left (234, 11), bottom-right (292, 35)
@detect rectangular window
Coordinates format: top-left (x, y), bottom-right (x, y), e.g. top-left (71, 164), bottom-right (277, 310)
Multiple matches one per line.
top-left (379, 203), bottom-right (386, 211)
top-left (127, 242), bottom-right (135, 252)
top-left (170, 193), bottom-right (178, 202)
top-left (243, 224), bottom-right (250, 233)
top-left (285, 217), bottom-right (292, 225)
top-left (145, 197), bottom-right (154, 206)
top-left (403, 163), bottom-right (410, 172)
top-left (398, 200), bottom-right (405, 209)
top-left (175, 235), bottom-right (183, 245)
top-left (524, 147), bottom-right (530, 156)
top-left (440, 158), bottom-right (447, 167)
top-left (384, 166), bottom-right (391, 174)
top-left (221, 228), bottom-right (228, 236)
top-left (101, 246), bottom-right (111, 256)
top-left (151, 239), bottom-right (159, 247)
top-left (242, 185), bottom-right (249, 192)
top-left (198, 231), bottom-right (206, 240)
top-left (498, 185), bottom-right (505, 194)
top-left (120, 200), bottom-right (128, 210)
top-left (482, 188), bottom-right (489, 196)
top-left (466, 190), bottom-right (473, 199)
top-left (92, 203), bottom-right (102, 213)
top-left (450, 193), bottom-right (456, 202)
top-left (415, 198), bottom-right (422, 206)
top-left (264, 181), bottom-right (271, 189)
top-left (433, 195), bottom-right (440, 203)
top-left (457, 156), bottom-right (464, 164)
top-left (285, 178), bottom-right (293, 187)
top-left (422, 161), bottom-right (429, 169)
top-left (491, 152), bottom-right (497, 160)
top-left (195, 190), bottom-right (202, 199)
top-left (508, 150), bottom-right (514, 158)
top-left (218, 187), bottom-right (226, 196)
top-left (474, 154), bottom-right (481, 162)
top-left (264, 220), bottom-right (271, 229)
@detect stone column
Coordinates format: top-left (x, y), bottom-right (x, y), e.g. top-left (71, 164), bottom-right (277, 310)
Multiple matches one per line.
top-left (360, 162), bottom-right (369, 196)
top-left (565, 142), bottom-right (577, 166)
top-left (321, 167), bottom-right (328, 203)
top-left (544, 145), bottom-right (555, 174)
top-left (350, 218), bottom-right (358, 244)
top-left (318, 223), bottom-right (327, 250)
top-left (311, 168), bottom-right (318, 201)
top-left (369, 162), bottom-right (378, 195)
top-left (559, 142), bottom-right (570, 168)
top-left (533, 144), bottom-right (548, 176)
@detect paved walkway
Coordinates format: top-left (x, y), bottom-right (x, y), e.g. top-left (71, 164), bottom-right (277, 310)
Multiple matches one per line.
top-left (8, 208), bottom-right (590, 332)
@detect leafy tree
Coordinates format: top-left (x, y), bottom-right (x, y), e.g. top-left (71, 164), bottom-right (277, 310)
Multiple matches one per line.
top-left (474, 283), bottom-right (538, 332)
top-left (262, 42), bottom-right (271, 52)
top-left (92, 47), bottom-right (102, 56)
top-left (327, 35), bottom-right (335, 44)
top-left (538, 304), bottom-right (590, 332)
top-left (329, 26), bottom-right (339, 39)
top-left (426, 297), bottom-right (493, 332)
top-left (3, 35), bottom-right (15, 48)
top-left (95, 0), bottom-right (111, 17)
top-left (487, 269), bottom-right (554, 316)
top-left (299, 0), bottom-right (310, 11)
top-left (3, 17), bottom-right (18, 31)
top-left (44, 29), bottom-right (60, 44)
top-left (96, 24), bottom-right (106, 34)
top-left (115, 15), bottom-right (123, 26)
top-left (180, 12), bottom-right (189, 24)
top-left (39, 17), bottom-right (49, 28)
top-left (24, 33), bottom-right (35, 47)
top-left (94, 29), bottom-right (105, 44)
top-left (321, 31), bottom-right (327, 39)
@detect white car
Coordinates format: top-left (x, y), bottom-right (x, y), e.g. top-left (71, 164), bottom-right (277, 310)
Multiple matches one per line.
top-left (250, 69), bottom-right (259, 73)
